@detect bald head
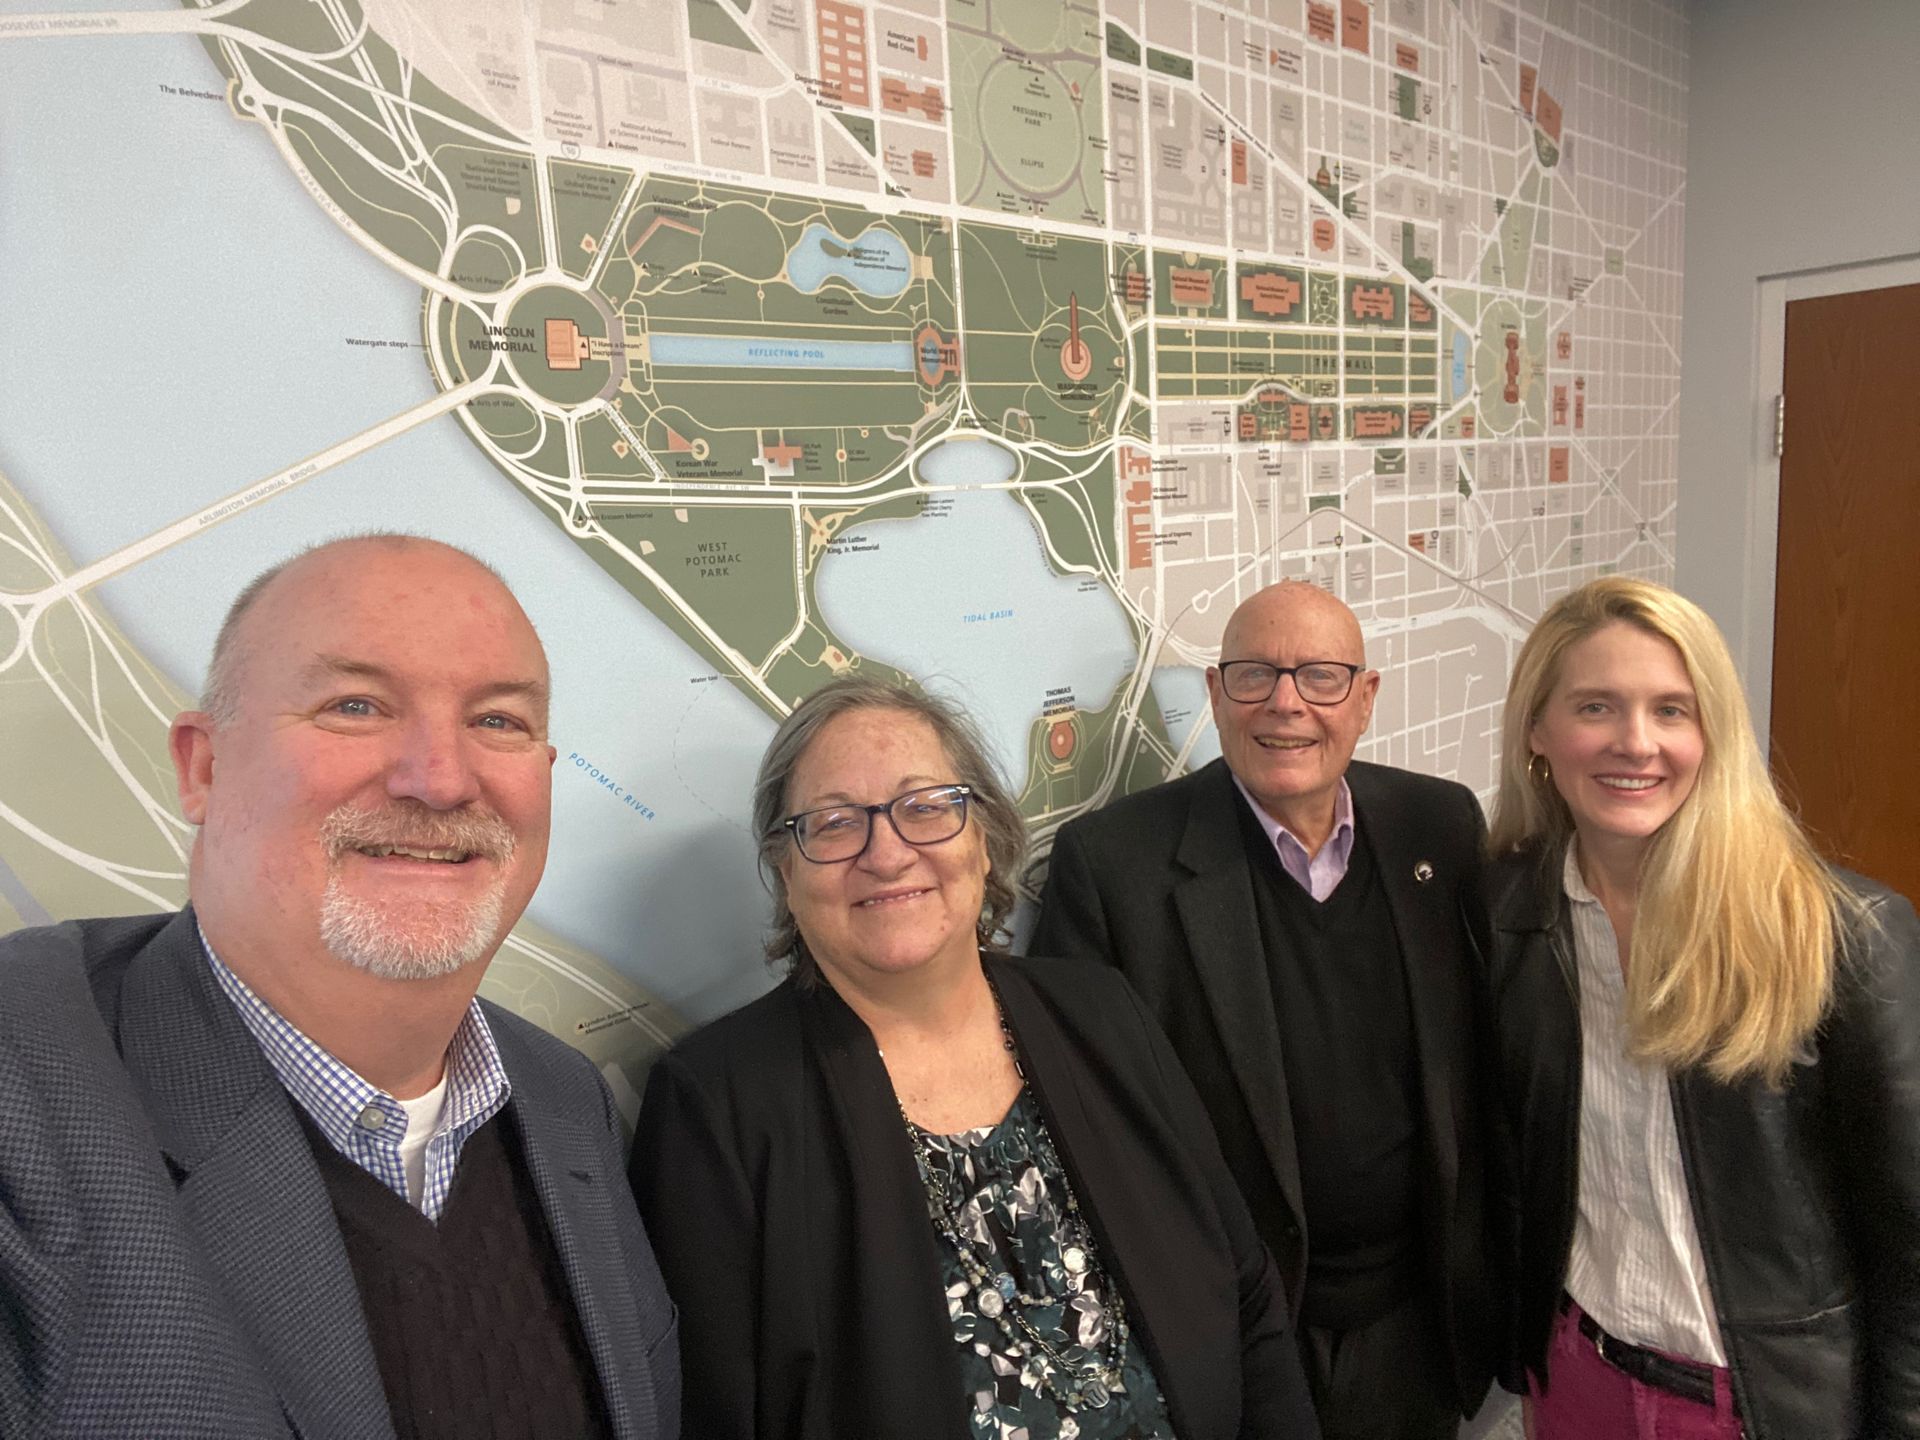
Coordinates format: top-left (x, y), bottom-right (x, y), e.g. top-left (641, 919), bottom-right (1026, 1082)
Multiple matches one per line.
top-left (202, 536), bottom-right (538, 725)
top-left (1206, 580), bottom-right (1379, 845)
top-left (1219, 581), bottom-right (1366, 670)
top-left (171, 531), bottom-right (556, 1018)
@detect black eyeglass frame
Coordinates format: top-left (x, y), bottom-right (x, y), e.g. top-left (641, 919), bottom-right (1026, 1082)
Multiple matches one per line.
top-left (1216, 659), bottom-right (1365, 707)
top-left (781, 784), bottom-right (976, 864)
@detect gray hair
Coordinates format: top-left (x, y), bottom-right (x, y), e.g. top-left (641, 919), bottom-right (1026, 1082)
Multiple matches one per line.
top-left (751, 675), bottom-right (1028, 985)
top-left (200, 533), bottom-right (509, 724)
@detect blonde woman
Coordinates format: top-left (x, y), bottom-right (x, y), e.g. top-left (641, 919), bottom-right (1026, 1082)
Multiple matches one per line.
top-left (1484, 577), bottom-right (1919, 1440)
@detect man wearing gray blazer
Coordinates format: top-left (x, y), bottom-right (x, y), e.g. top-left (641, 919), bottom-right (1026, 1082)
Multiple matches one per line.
top-left (0, 536), bottom-right (679, 1440)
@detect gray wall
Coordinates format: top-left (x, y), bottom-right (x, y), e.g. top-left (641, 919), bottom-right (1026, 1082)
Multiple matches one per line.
top-left (1677, 0), bottom-right (1920, 703)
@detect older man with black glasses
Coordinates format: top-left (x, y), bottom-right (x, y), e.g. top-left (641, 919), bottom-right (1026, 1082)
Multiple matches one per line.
top-left (1035, 579), bottom-right (1502, 1440)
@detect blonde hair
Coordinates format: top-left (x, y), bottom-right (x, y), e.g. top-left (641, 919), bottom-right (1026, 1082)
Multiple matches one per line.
top-left (1490, 577), bottom-right (1864, 1085)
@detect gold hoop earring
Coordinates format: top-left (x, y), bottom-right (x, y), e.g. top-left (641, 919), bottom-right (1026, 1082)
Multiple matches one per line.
top-left (1528, 753), bottom-right (1551, 785)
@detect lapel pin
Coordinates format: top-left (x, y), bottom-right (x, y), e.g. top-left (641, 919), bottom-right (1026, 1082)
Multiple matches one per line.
top-left (1413, 860), bottom-right (1435, 884)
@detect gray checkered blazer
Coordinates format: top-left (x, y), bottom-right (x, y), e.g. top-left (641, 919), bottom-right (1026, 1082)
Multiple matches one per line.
top-left (0, 908), bottom-right (680, 1439)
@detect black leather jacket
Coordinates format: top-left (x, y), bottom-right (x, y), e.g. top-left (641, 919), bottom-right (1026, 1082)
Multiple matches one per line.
top-left (1484, 845), bottom-right (1920, 1439)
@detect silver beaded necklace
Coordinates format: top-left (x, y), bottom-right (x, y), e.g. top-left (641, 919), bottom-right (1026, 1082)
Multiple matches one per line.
top-left (895, 982), bottom-right (1131, 1411)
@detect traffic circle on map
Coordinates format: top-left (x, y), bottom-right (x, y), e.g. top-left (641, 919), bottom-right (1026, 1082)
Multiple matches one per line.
top-left (458, 283), bottom-right (624, 408)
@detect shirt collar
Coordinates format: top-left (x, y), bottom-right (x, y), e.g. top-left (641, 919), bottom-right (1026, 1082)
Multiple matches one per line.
top-left (197, 925), bottom-right (510, 1160)
top-left (1232, 772), bottom-right (1356, 864)
top-left (1561, 841), bottom-right (1604, 907)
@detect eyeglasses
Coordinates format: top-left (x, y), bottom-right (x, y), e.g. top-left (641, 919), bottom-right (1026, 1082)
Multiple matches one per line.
top-left (1217, 660), bottom-right (1364, 706)
top-left (782, 784), bottom-right (974, 863)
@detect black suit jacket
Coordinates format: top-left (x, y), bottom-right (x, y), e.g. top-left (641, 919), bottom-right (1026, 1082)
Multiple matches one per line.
top-left (1033, 757), bottom-right (1499, 1412)
top-left (0, 910), bottom-right (680, 1440)
top-left (629, 952), bottom-right (1318, 1440)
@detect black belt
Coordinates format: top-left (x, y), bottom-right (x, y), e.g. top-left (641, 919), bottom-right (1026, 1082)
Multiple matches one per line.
top-left (1559, 1294), bottom-right (1726, 1411)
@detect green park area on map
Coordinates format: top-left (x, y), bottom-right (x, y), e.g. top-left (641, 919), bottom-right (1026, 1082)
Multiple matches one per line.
top-left (948, 0), bottom-right (1106, 227)
top-left (0, 0), bottom-right (1684, 1097)
top-left (139, 0), bottom-right (1565, 831)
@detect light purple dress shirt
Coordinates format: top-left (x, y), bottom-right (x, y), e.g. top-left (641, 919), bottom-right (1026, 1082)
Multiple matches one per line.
top-left (1231, 774), bottom-right (1357, 901)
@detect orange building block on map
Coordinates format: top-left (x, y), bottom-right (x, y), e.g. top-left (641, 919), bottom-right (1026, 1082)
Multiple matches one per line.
top-left (1350, 284), bottom-right (1396, 321)
top-left (1536, 89), bottom-right (1563, 143)
top-left (546, 319), bottom-right (587, 371)
top-left (1239, 271), bottom-right (1303, 318)
top-left (881, 77), bottom-right (944, 123)
top-left (1340, 0), bottom-right (1371, 54)
top-left (1351, 408), bottom-right (1404, 439)
top-left (1120, 448), bottom-right (1154, 569)
top-left (816, 1), bottom-right (870, 108)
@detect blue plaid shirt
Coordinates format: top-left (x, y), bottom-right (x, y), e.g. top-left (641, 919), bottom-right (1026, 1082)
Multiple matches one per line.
top-left (201, 930), bottom-right (511, 1221)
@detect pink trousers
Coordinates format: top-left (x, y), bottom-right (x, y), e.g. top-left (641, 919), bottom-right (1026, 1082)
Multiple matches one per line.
top-left (1528, 1298), bottom-right (1742, 1440)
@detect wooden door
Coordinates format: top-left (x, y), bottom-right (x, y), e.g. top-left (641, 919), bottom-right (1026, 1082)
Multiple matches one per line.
top-left (1772, 282), bottom-right (1920, 904)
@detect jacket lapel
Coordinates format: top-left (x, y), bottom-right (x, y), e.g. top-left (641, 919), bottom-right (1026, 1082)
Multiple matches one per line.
top-left (1489, 844), bottom-right (1579, 995)
top-left (492, 1024), bottom-right (655, 1440)
top-left (991, 962), bottom-right (1209, 1424)
top-left (802, 985), bottom-right (974, 1440)
top-left (1171, 762), bottom-right (1304, 1224)
top-left (116, 910), bottom-right (394, 1440)
top-left (1348, 763), bottom-right (1466, 1208)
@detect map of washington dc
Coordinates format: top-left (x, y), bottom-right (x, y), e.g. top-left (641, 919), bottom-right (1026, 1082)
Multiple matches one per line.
top-left (0, 0), bottom-right (1687, 1100)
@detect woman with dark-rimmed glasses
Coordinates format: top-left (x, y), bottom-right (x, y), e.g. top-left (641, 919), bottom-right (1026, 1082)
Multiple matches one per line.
top-left (630, 675), bottom-right (1318, 1440)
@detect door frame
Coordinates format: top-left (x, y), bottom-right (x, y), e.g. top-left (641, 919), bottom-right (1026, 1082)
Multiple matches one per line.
top-left (1740, 250), bottom-right (1920, 752)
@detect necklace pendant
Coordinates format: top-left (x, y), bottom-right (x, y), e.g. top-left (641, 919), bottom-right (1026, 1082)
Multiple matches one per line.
top-left (1061, 1245), bottom-right (1087, 1275)
top-left (1078, 1377), bottom-right (1111, 1409)
top-left (977, 1285), bottom-right (1006, 1319)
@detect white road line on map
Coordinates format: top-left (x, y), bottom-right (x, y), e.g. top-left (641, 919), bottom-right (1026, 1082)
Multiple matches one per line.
top-left (0, 795), bottom-right (181, 908)
top-left (497, 933), bottom-right (680, 1052)
top-left (0, 0), bottom-right (247, 40)
top-left (11, 375), bottom-right (499, 629)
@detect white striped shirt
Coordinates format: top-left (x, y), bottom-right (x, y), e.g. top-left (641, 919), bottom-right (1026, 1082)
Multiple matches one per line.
top-left (200, 929), bottom-right (510, 1222)
top-left (1561, 846), bottom-right (1727, 1364)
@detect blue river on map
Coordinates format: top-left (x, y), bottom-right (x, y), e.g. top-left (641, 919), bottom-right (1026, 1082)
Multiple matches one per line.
top-left (783, 222), bottom-right (912, 297)
top-left (917, 435), bottom-right (1018, 485)
top-left (648, 333), bottom-right (914, 371)
top-left (813, 437), bottom-right (1139, 787)
top-left (0, 32), bottom-right (779, 1020)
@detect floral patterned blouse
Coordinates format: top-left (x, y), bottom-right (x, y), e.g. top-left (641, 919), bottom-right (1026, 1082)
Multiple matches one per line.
top-left (910, 1088), bottom-right (1177, 1440)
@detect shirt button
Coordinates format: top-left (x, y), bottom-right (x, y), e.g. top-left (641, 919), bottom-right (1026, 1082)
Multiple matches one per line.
top-left (356, 1104), bottom-right (387, 1132)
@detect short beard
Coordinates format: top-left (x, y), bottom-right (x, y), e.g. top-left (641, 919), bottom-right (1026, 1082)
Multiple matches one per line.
top-left (316, 802), bottom-right (518, 981)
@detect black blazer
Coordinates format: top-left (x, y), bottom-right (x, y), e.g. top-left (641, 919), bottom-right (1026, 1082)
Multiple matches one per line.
top-left (1486, 845), bottom-right (1920, 1439)
top-left (1032, 757), bottom-right (1500, 1411)
top-left (628, 952), bottom-right (1317, 1440)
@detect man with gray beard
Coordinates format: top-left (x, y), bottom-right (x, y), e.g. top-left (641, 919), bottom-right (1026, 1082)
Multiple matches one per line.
top-left (0, 535), bottom-right (680, 1440)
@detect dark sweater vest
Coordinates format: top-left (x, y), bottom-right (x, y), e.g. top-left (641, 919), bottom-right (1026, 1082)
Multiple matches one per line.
top-left (1236, 793), bottom-right (1425, 1329)
top-left (298, 1108), bottom-right (614, 1440)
